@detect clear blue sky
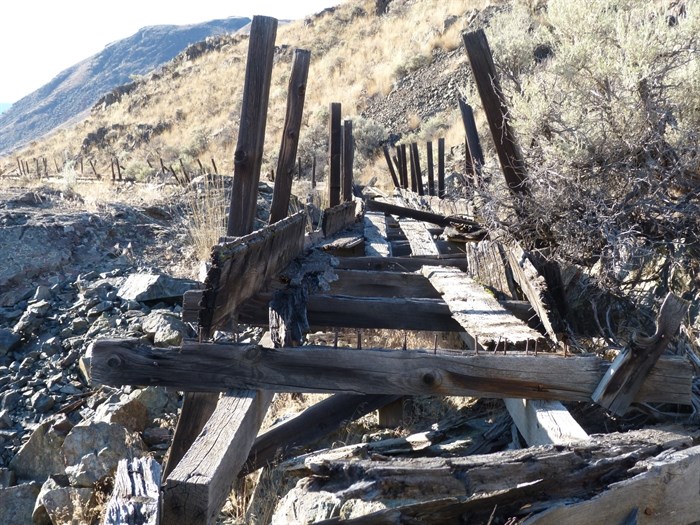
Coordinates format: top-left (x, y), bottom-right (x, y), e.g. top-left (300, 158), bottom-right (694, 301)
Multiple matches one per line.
top-left (0, 0), bottom-right (342, 104)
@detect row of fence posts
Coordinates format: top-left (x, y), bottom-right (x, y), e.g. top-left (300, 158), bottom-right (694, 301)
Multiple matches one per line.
top-left (382, 139), bottom-right (446, 197)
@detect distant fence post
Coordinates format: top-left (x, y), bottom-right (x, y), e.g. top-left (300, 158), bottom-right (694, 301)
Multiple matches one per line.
top-left (426, 141), bottom-right (435, 196)
top-left (328, 102), bottom-right (342, 207)
top-left (227, 16), bottom-right (278, 236)
top-left (270, 48), bottom-right (311, 224)
top-left (399, 144), bottom-right (409, 189)
top-left (438, 138), bottom-right (445, 198)
top-left (341, 119), bottom-right (354, 202)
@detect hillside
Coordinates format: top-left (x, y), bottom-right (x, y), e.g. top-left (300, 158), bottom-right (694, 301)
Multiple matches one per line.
top-left (0, 16), bottom-right (250, 154)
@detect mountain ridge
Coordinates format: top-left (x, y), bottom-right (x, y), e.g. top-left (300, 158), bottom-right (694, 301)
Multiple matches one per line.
top-left (0, 16), bottom-right (250, 154)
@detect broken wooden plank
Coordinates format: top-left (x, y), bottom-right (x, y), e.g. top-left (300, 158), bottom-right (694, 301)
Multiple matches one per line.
top-left (592, 292), bottom-right (690, 416)
top-left (523, 444), bottom-right (700, 525)
top-left (399, 219), bottom-right (440, 256)
top-left (238, 294), bottom-right (463, 332)
top-left (366, 199), bottom-right (483, 230)
top-left (335, 256), bottom-right (469, 272)
top-left (503, 398), bottom-right (588, 446)
top-left (294, 428), bottom-right (697, 525)
top-left (321, 200), bottom-right (357, 237)
top-left (162, 390), bottom-right (273, 525)
top-left (103, 457), bottom-right (161, 525)
top-left (506, 242), bottom-right (562, 342)
top-left (329, 269), bottom-right (440, 299)
top-left (463, 239), bottom-right (517, 299)
top-left (423, 265), bottom-right (542, 351)
top-left (241, 393), bottom-right (399, 476)
top-left (200, 210), bottom-right (306, 335)
top-left (364, 211), bottom-right (392, 257)
top-left (91, 339), bottom-right (691, 404)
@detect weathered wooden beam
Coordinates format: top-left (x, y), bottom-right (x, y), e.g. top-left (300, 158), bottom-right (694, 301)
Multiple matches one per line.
top-left (91, 339), bottom-right (691, 404)
top-left (241, 393), bottom-right (399, 476)
top-left (103, 458), bottom-right (161, 525)
top-left (382, 146), bottom-right (401, 189)
top-left (437, 137), bottom-right (445, 198)
top-left (335, 256), bottom-right (469, 272)
top-left (329, 269), bottom-right (440, 299)
top-left (426, 141), bottom-right (435, 196)
top-left (227, 16), bottom-right (278, 236)
top-left (321, 200), bottom-right (356, 237)
top-left (411, 142), bottom-right (424, 196)
top-left (364, 212), bottom-right (392, 257)
top-left (463, 29), bottom-right (527, 194)
top-left (199, 211), bottom-right (306, 335)
top-left (366, 199), bottom-right (482, 229)
top-left (463, 239), bottom-right (517, 299)
top-left (328, 102), bottom-right (342, 206)
top-left (239, 294), bottom-right (462, 332)
top-left (458, 95), bottom-right (484, 185)
top-left (592, 292), bottom-right (690, 416)
top-left (162, 390), bottom-right (273, 525)
top-left (269, 49), bottom-right (311, 224)
top-left (342, 119), bottom-right (354, 202)
top-left (399, 219), bottom-right (440, 256)
top-left (503, 399), bottom-right (588, 446)
top-left (399, 144), bottom-right (409, 189)
top-left (423, 265), bottom-right (542, 351)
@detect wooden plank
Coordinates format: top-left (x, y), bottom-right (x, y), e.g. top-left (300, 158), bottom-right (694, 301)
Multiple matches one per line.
top-left (364, 212), bottom-right (392, 257)
top-left (504, 399), bottom-right (588, 446)
top-left (523, 445), bottom-right (700, 525)
top-left (426, 141), bottom-right (435, 196)
top-left (366, 199), bottom-right (483, 229)
top-left (506, 242), bottom-right (561, 341)
top-left (592, 292), bottom-right (690, 415)
top-left (200, 211), bottom-right (306, 335)
top-left (458, 95), bottom-right (484, 186)
top-left (321, 200), bottom-right (356, 237)
top-left (328, 102), bottom-right (342, 206)
top-left (399, 144), bottom-right (409, 189)
top-left (162, 390), bottom-right (273, 525)
top-left (329, 269), bottom-right (440, 299)
top-left (103, 457), bottom-right (161, 525)
top-left (238, 294), bottom-right (463, 332)
top-left (437, 137), bottom-right (445, 198)
top-left (463, 29), bottom-right (527, 194)
top-left (241, 393), bottom-right (399, 476)
top-left (335, 256), bottom-right (469, 272)
top-left (411, 142), bottom-right (424, 196)
top-left (227, 16), bottom-right (278, 236)
top-left (269, 49), bottom-right (311, 224)
top-left (464, 239), bottom-right (517, 299)
top-left (423, 265), bottom-right (542, 351)
top-left (342, 119), bottom-right (354, 202)
top-left (91, 340), bottom-right (691, 404)
top-left (399, 219), bottom-right (439, 256)
top-left (382, 146), bottom-right (400, 189)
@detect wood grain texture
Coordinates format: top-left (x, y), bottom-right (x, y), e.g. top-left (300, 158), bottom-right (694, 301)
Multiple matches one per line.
top-left (91, 339), bottom-right (691, 404)
top-left (423, 265), bottom-right (542, 350)
top-left (399, 219), bottom-right (440, 256)
top-left (364, 212), bottom-right (392, 257)
top-left (328, 102), bottom-right (342, 206)
top-left (504, 398), bottom-right (588, 446)
top-left (335, 256), bottom-right (469, 273)
top-left (103, 457), bottom-right (161, 525)
top-left (321, 200), bottom-right (357, 237)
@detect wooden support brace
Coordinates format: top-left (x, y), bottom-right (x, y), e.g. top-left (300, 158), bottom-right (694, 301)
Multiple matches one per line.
top-left (592, 292), bottom-right (689, 415)
top-left (503, 399), bottom-right (588, 446)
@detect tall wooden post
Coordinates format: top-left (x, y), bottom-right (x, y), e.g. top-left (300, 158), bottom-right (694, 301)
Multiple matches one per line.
top-left (111, 159), bottom-right (116, 182)
top-left (269, 49), bottom-right (311, 224)
top-left (227, 16), bottom-right (278, 236)
top-left (328, 102), bottom-right (342, 207)
top-left (382, 146), bottom-right (400, 189)
top-left (411, 142), bottom-right (424, 196)
top-left (463, 29), bottom-right (527, 194)
top-left (459, 95), bottom-right (484, 187)
top-left (312, 156), bottom-right (317, 188)
top-left (341, 119), bottom-right (354, 202)
top-left (438, 138), bottom-right (445, 198)
top-left (399, 144), bottom-right (409, 189)
top-left (426, 141), bottom-right (435, 196)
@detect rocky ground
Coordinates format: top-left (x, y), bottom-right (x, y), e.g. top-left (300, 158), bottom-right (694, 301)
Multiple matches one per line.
top-left (0, 184), bottom-right (204, 523)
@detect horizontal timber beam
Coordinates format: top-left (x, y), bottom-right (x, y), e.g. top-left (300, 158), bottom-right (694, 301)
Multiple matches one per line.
top-left (334, 255), bottom-right (469, 272)
top-left (91, 339), bottom-right (691, 404)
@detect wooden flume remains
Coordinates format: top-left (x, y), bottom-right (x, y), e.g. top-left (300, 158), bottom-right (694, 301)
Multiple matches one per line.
top-left (93, 19), bottom-right (696, 525)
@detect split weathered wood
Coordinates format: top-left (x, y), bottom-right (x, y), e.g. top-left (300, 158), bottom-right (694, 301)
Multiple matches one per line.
top-left (366, 199), bottom-right (482, 229)
top-left (437, 137), bottom-right (445, 198)
top-left (227, 16), bottom-right (278, 236)
top-left (238, 294), bottom-right (463, 332)
top-left (162, 389), bottom-right (274, 525)
top-left (269, 49), bottom-right (311, 224)
top-left (241, 393), bottom-right (399, 476)
top-left (458, 95), bottom-right (484, 185)
top-left (506, 242), bottom-right (562, 341)
top-left (399, 219), bottom-right (440, 256)
top-left (523, 444), bottom-right (700, 525)
top-left (328, 102), bottom-right (342, 206)
top-left (592, 292), bottom-right (690, 415)
top-left (329, 269), bottom-right (440, 299)
top-left (364, 211), bottom-right (392, 257)
top-left (423, 265), bottom-right (542, 351)
top-left (321, 200), bottom-right (357, 237)
top-left (291, 428), bottom-right (697, 525)
top-left (91, 339), bottom-right (690, 404)
top-left (198, 211), bottom-right (306, 335)
top-left (503, 398), bottom-right (588, 446)
top-left (381, 146), bottom-right (400, 188)
top-left (335, 256), bottom-right (470, 272)
top-left (342, 119), bottom-right (354, 202)
top-left (463, 29), bottom-right (528, 194)
top-left (463, 239), bottom-right (517, 299)
top-left (103, 457), bottom-right (161, 525)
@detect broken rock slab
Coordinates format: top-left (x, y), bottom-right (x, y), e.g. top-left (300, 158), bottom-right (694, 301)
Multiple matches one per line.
top-left (116, 272), bottom-right (199, 303)
top-left (9, 420), bottom-right (66, 483)
top-left (0, 481), bottom-right (41, 524)
top-left (142, 310), bottom-right (192, 346)
top-left (34, 476), bottom-right (95, 525)
top-left (0, 328), bottom-right (21, 355)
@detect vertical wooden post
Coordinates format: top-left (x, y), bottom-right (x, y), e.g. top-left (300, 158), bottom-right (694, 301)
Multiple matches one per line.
top-left (16, 159), bottom-right (22, 176)
top-left (463, 29), bottom-right (527, 194)
top-left (382, 145), bottom-right (400, 189)
top-left (211, 158), bottom-right (218, 174)
top-left (411, 143), bottom-right (424, 196)
top-left (269, 49), bottom-right (311, 224)
top-left (42, 157), bottom-right (48, 177)
top-left (297, 156), bottom-right (302, 180)
top-left (227, 16), bottom-right (278, 236)
top-left (34, 158), bottom-right (40, 178)
top-left (312, 156), bottom-right (317, 188)
top-left (53, 157), bottom-right (60, 173)
top-left (111, 158), bottom-right (116, 182)
top-left (399, 144), bottom-right (409, 189)
top-left (328, 102), bottom-right (342, 207)
top-left (341, 119), bottom-right (354, 202)
top-left (426, 141), bottom-right (435, 196)
top-left (80, 157), bottom-right (84, 175)
top-left (438, 138), bottom-right (445, 198)
top-left (196, 158), bottom-right (205, 174)
top-left (88, 159), bottom-right (99, 178)
top-left (459, 95), bottom-right (484, 187)
top-left (409, 145), bottom-right (417, 192)
top-left (179, 159), bottom-right (189, 183)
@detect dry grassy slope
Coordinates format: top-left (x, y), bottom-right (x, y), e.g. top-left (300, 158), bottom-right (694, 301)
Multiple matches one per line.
top-left (0, 0), bottom-right (502, 186)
